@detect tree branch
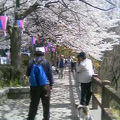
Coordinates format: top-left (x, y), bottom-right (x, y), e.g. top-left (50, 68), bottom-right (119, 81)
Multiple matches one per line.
top-left (19, 0), bottom-right (29, 6)
top-left (3, 0), bottom-right (7, 6)
top-left (0, 5), bottom-right (15, 15)
top-left (61, 0), bottom-right (68, 8)
top-left (105, 0), bottom-right (116, 6)
top-left (0, 0), bottom-right (29, 15)
top-left (45, 0), bottom-right (60, 8)
top-left (79, 0), bottom-right (116, 11)
top-left (17, 2), bottom-right (40, 19)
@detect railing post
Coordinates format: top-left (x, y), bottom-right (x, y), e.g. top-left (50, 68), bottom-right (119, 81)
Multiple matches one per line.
top-left (101, 80), bottom-right (111, 120)
top-left (92, 82), bottom-right (98, 109)
top-left (92, 75), bottom-right (98, 109)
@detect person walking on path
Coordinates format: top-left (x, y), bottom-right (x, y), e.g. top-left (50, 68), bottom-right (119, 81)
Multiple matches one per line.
top-left (58, 55), bottom-right (64, 78)
top-left (70, 58), bottom-right (76, 73)
top-left (76, 52), bottom-right (94, 106)
top-left (55, 56), bottom-right (59, 74)
top-left (26, 47), bottom-right (54, 120)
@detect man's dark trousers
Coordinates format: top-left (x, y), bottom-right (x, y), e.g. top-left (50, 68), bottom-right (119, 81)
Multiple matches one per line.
top-left (80, 82), bottom-right (92, 106)
top-left (27, 86), bottom-right (50, 120)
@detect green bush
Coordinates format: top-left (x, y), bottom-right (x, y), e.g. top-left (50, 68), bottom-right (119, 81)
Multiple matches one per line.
top-left (0, 70), bottom-right (3, 79)
top-left (22, 55), bottom-right (29, 66)
top-left (0, 65), bottom-right (24, 87)
top-left (110, 100), bottom-right (120, 120)
top-left (9, 79), bottom-right (22, 87)
top-left (110, 107), bottom-right (120, 120)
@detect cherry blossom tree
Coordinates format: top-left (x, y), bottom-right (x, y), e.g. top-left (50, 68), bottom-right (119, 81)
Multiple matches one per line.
top-left (24, 0), bottom-right (120, 60)
top-left (0, 0), bottom-right (120, 65)
top-left (0, 0), bottom-right (40, 68)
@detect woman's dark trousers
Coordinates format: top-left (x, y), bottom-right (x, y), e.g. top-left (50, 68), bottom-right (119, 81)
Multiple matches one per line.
top-left (80, 82), bottom-right (92, 106)
top-left (27, 86), bottom-right (50, 120)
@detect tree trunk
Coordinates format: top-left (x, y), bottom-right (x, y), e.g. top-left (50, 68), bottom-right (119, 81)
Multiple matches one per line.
top-left (10, 26), bottom-right (21, 69)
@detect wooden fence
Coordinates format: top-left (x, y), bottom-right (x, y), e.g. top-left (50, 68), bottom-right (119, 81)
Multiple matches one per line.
top-left (92, 75), bottom-right (120, 120)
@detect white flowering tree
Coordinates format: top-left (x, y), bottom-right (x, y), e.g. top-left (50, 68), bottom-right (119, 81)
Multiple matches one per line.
top-left (24, 0), bottom-right (120, 60)
top-left (0, 0), bottom-right (120, 68)
top-left (0, 0), bottom-right (40, 69)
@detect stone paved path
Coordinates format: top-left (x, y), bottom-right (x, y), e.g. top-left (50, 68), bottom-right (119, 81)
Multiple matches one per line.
top-left (0, 70), bottom-right (79, 120)
top-left (0, 70), bottom-right (101, 120)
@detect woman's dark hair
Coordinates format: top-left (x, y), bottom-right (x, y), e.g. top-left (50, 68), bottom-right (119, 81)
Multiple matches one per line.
top-left (77, 52), bottom-right (86, 59)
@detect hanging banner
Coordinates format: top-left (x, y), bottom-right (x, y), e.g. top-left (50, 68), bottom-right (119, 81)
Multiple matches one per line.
top-left (48, 43), bottom-right (52, 48)
top-left (0, 20), bottom-right (3, 37)
top-left (52, 48), bottom-right (56, 52)
top-left (31, 36), bottom-right (36, 45)
top-left (0, 20), bottom-right (2, 29)
top-left (54, 45), bottom-right (56, 50)
top-left (17, 20), bottom-right (24, 28)
top-left (44, 46), bottom-right (49, 52)
top-left (54, 45), bottom-right (56, 49)
top-left (0, 16), bottom-right (8, 36)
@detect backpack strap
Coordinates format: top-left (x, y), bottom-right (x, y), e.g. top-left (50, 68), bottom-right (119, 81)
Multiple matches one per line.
top-left (33, 57), bottom-right (46, 86)
top-left (34, 65), bottom-right (40, 86)
top-left (34, 57), bottom-right (44, 65)
top-left (30, 59), bottom-right (40, 86)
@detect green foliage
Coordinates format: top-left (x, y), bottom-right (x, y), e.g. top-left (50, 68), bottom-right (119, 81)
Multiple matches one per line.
top-left (45, 45), bottom-right (77, 65)
top-left (0, 70), bottom-right (3, 79)
top-left (21, 55), bottom-right (30, 66)
top-left (90, 57), bottom-right (100, 73)
top-left (0, 79), bottom-right (4, 89)
top-left (110, 107), bottom-right (120, 120)
top-left (0, 65), bottom-right (13, 82)
top-left (110, 100), bottom-right (120, 120)
top-left (0, 65), bottom-right (24, 88)
top-left (9, 79), bottom-right (22, 87)
top-left (56, 45), bottom-right (77, 57)
top-left (0, 65), bottom-right (21, 80)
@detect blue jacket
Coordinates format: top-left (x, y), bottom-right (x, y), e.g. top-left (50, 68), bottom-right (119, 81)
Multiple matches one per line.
top-left (26, 57), bottom-right (54, 86)
top-left (59, 58), bottom-right (64, 68)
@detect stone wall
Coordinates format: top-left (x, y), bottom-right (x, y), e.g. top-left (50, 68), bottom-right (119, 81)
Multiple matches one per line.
top-left (0, 87), bottom-right (30, 103)
top-left (0, 87), bottom-right (9, 104)
top-left (8, 87), bottom-right (30, 99)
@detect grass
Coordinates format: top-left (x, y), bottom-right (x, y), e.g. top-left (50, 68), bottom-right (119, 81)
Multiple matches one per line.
top-left (0, 79), bottom-right (23, 88)
top-left (9, 80), bottom-right (21, 87)
top-left (110, 107), bottom-right (120, 120)
top-left (110, 100), bottom-right (120, 120)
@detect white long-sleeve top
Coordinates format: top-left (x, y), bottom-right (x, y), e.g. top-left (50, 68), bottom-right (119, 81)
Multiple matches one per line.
top-left (76, 58), bottom-right (94, 83)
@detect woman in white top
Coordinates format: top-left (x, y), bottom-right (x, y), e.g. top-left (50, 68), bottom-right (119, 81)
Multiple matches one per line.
top-left (76, 52), bottom-right (94, 106)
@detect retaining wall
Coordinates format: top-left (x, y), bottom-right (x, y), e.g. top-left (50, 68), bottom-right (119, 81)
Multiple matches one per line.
top-left (0, 87), bottom-right (30, 104)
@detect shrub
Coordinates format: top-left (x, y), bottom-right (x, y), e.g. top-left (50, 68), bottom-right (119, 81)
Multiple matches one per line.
top-left (0, 65), bottom-right (24, 87)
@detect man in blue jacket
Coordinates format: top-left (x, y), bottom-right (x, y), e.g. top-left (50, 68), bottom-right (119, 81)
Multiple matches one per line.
top-left (26, 47), bottom-right (54, 120)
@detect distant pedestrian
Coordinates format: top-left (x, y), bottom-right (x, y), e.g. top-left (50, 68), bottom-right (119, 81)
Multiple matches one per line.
top-left (26, 47), bottom-right (54, 120)
top-left (58, 55), bottom-right (64, 78)
top-left (76, 52), bottom-right (94, 106)
top-left (64, 57), bottom-right (68, 70)
top-left (55, 56), bottom-right (59, 74)
top-left (71, 58), bottom-right (76, 72)
top-left (67, 56), bottom-right (71, 71)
